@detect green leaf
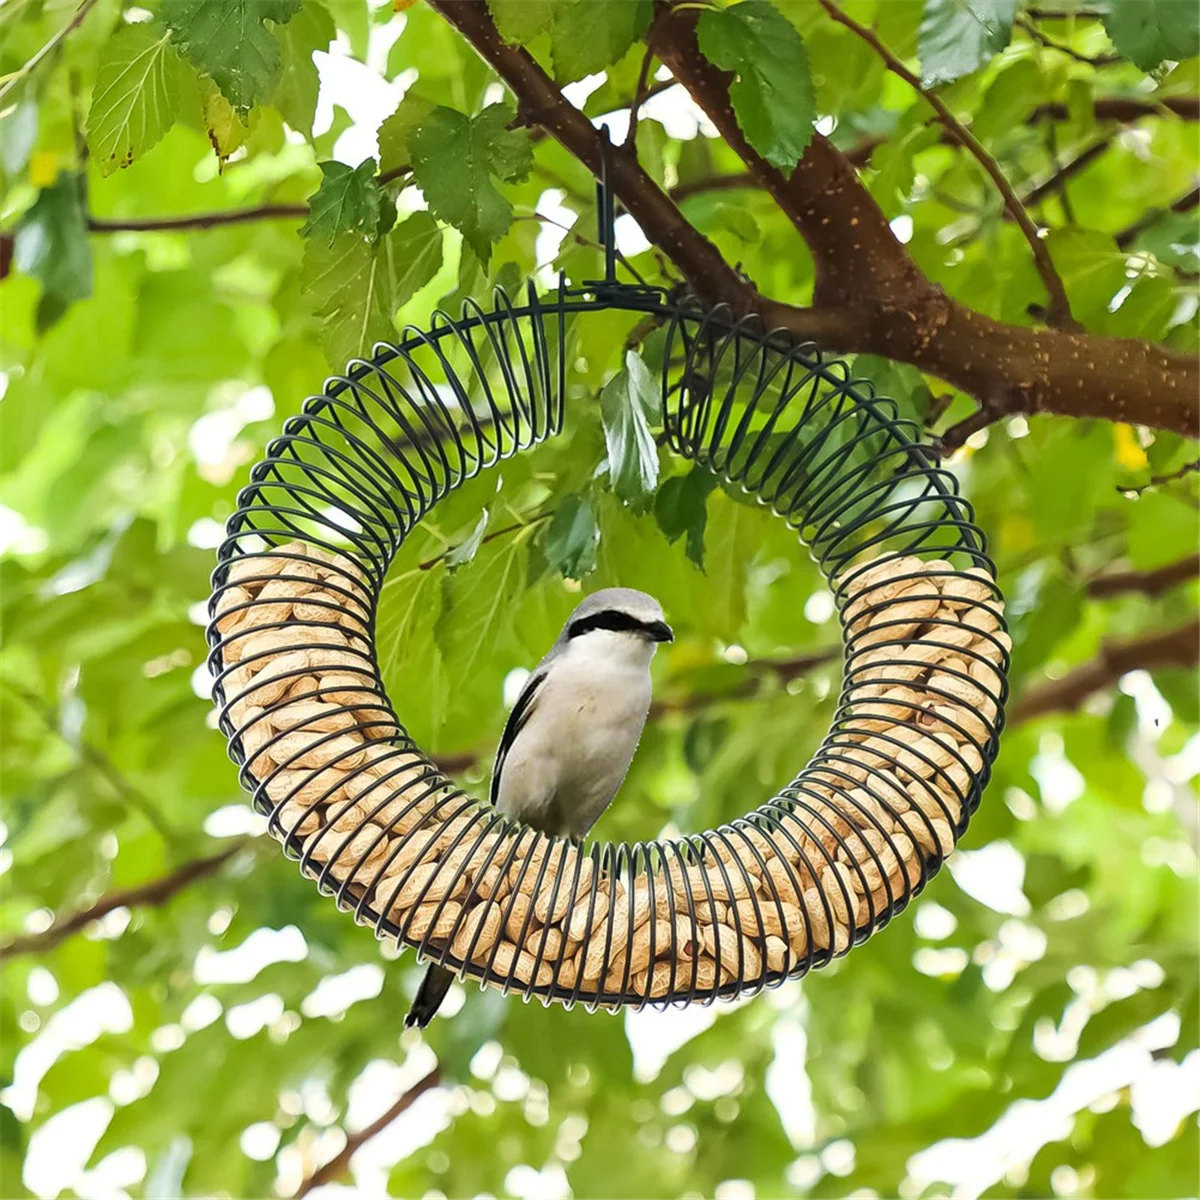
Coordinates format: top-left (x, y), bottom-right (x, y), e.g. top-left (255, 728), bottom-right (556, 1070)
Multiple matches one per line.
top-left (436, 525), bottom-right (535, 682)
top-left (272, 0), bottom-right (335, 137)
top-left (713, 202), bottom-right (760, 244)
top-left (163, 0), bottom-right (302, 113)
top-left (410, 103), bottom-right (533, 264)
top-left (86, 25), bottom-right (180, 176)
top-left (696, 0), bottom-right (815, 171)
top-left (547, 0), bottom-right (653, 82)
top-left (301, 230), bottom-right (398, 365)
top-left (654, 467), bottom-right (717, 570)
top-left (446, 510), bottom-right (490, 570)
top-left (488, 0), bottom-right (555, 44)
top-left (389, 210), bottom-right (446, 312)
top-left (1104, 0), bottom-right (1199, 70)
top-left (918, 0), bottom-right (1015, 85)
top-left (300, 158), bottom-right (382, 244)
top-left (13, 173), bottom-right (92, 310)
top-left (544, 494), bottom-right (599, 580)
top-left (200, 77), bottom-right (248, 164)
top-left (378, 92), bottom-right (434, 175)
top-left (600, 350), bottom-right (662, 508)
top-left (489, 0), bottom-right (652, 81)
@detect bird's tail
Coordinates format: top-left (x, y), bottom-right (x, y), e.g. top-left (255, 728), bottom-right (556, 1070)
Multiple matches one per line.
top-left (405, 964), bottom-right (454, 1030)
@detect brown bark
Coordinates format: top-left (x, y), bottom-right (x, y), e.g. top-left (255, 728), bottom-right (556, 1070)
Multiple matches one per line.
top-left (1009, 619), bottom-right (1200, 724)
top-left (428, 1), bottom-right (1198, 438)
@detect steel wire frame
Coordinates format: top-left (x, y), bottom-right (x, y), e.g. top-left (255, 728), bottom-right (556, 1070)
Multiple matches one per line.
top-left (207, 276), bottom-right (1009, 1012)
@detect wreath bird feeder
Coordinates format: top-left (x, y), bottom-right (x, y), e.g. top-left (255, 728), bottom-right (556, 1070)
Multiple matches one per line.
top-left (206, 155), bottom-right (1009, 1012)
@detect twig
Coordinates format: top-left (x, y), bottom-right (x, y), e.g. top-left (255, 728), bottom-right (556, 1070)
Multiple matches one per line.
top-left (938, 404), bottom-right (1004, 455)
top-left (1087, 553), bottom-right (1200, 599)
top-left (87, 204), bottom-right (310, 234)
top-left (1021, 139), bottom-right (1110, 208)
top-left (670, 171), bottom-right (757, 202)
top-left (294, 1068), bottom-right (442, 1197)
top-left (0, 841), bottom-right (249, 959)
top-left (1009, 618), bottom-right (1200, 724)
top-left (6, 681), bottom-right (177, 841)
top-left (625, 46), bottom-right (657, 149)
top-left (815, 0), bottom-right (1077, 329)
top-left (1116, 184), bottom-right (1200, 249)
top-left (1016, 14), bottom-right (1119, 66)
top-left (1035, 96), bottom-right (1200, 124)
top-left (1025, 5), bottom-right (1104, 18)
top-left (418, 512), bottom-right (552, 571)
top-left (0, 0), bottom-right (100, 106)
top-left (1119, 457), bottom-right (1200, 495)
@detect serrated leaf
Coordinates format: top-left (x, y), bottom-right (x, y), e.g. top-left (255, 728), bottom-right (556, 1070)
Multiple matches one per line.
top-left (918, 0), bottom-right (1015, 85)
top-left (436, 525), bottom-right (535, 682)
top-left (488, 0), bottom-right (651, 81)
top-left (548, 0), bottom-right (653, 82)
top-left (1103, 0), bottom-right (1199, 70)
top-left (272, 0), bottom-right (334, 137)
top-left (410, 103), bottom-right (533, 264)
top-left (696, 0), bottom-right (815, 171)
top-left (301, 230), bottom-right (398, 366)
top-left (86, 25), bottom-right (180, 176)
top-left (390, 210), bottom-right (445, 311)
top-left (600, 350), bottom-right (662, 508)
top-left (654, 467), bottom-right (718, 570)
top-left (13, 173), bottom-right (92, 311)
top-left (544, 495), bottom-right (599, 580)
top-left (300, 158), bottom-right (381, 244)
top-left (488, 0), bottom-right (555, 44)
top-left (163, 0), bottom-right (302, 113)
top-left (378, 92), bottom-right (434, 175)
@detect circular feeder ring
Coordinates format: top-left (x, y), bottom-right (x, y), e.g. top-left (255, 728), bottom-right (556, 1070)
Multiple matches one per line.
top-left (207, 282), bottom-right (1009, 1011)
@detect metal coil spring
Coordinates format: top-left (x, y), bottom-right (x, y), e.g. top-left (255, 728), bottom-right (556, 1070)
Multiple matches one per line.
top-left (207, 279), bottom-right (1009, 1011)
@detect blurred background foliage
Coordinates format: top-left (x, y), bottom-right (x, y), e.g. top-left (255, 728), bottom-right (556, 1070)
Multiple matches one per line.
top-left (1, 0), bottom-right (1198, 1197)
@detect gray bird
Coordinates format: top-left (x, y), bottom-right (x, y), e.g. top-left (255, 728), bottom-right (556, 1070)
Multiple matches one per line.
top-left (405, 587), bottom-right (673, 1028)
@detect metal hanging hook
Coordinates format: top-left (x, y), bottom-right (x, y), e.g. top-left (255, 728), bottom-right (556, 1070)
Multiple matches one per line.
top-left (594, 124), bottom-right (617, 287)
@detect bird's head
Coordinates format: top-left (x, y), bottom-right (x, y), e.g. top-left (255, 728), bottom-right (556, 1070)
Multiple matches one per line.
top-left (564, 588), bottom-right (674, 654)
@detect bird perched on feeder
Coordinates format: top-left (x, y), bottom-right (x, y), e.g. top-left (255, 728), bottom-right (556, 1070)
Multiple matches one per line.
top-left (405, 587), bottom-right (673, 1029)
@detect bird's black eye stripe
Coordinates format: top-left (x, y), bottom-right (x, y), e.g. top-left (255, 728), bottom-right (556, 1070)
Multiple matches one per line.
top-left (568, 610), bottom-right (655, 639)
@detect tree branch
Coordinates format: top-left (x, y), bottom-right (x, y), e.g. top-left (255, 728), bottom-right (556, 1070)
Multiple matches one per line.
top-left (0, 841), bottom-right (249, 959)
top-left (1016, 14), bottom-right (1119, 66)
top-left (294, 1067), bottom-right (442, 1198)
top-left (1035, 96), bottom-right (1200, 124)
top-left (1087, 553), bottom-right (1200, 599)
top-left (1009, 618), bottom-right (1200, 725)
top-left (0, 0), bottom-right (100, 106)
top-left (86, 204), bottom-right (309, 234)
top-left (428, 0), bottom-right (1198, 437)
top-left (1116, 183), bottom-right (1200, 249)
top-left (815, 0), bottom-right (1076, 329)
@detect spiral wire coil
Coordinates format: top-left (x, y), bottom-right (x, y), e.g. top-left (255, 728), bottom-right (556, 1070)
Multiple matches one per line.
top-left (207, 278), bottom-right (1009, 1010)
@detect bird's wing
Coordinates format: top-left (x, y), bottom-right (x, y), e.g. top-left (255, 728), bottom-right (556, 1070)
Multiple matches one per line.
top-left (489, 667), bottom-right (546, 808)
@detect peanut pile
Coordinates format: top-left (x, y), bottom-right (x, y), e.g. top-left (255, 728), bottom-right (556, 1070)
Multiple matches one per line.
top-left (211, 541), bottom-right (1006, 1004)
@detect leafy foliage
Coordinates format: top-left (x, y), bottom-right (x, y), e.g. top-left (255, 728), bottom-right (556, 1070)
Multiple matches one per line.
top-left (919, 0), bottom-right (1016, 85)
top-left (1, 0), bottom-right (1197, 1198)
top-left (163, 0), bottom-right (302, 112)
top-left (300, 158), bottom-right (382, 244)
top-left (697, 0), bottom-right (816, 169)
top-left (410, 103), bottom-right (533, 264)
top-left (86, 26), bottom-right (181, 176)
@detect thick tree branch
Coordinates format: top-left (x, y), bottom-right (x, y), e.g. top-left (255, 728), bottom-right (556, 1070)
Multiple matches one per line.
top-left (0, 841), bottom-right (249, 959)
top-left (294, 1068), bottom-right (442, 1198)
top-left (1088, 553), bottom-right (1200, 598)
top-left (816, 0), bottom-right (1075, 328)
top-left (1009, 619), bottom-right (1200, 724)
top-left (429, 0), bottom-right (1198, 437)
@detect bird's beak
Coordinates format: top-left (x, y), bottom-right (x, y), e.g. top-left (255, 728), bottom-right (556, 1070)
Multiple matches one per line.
top-left (648, 620), bottom-right (674, 643)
